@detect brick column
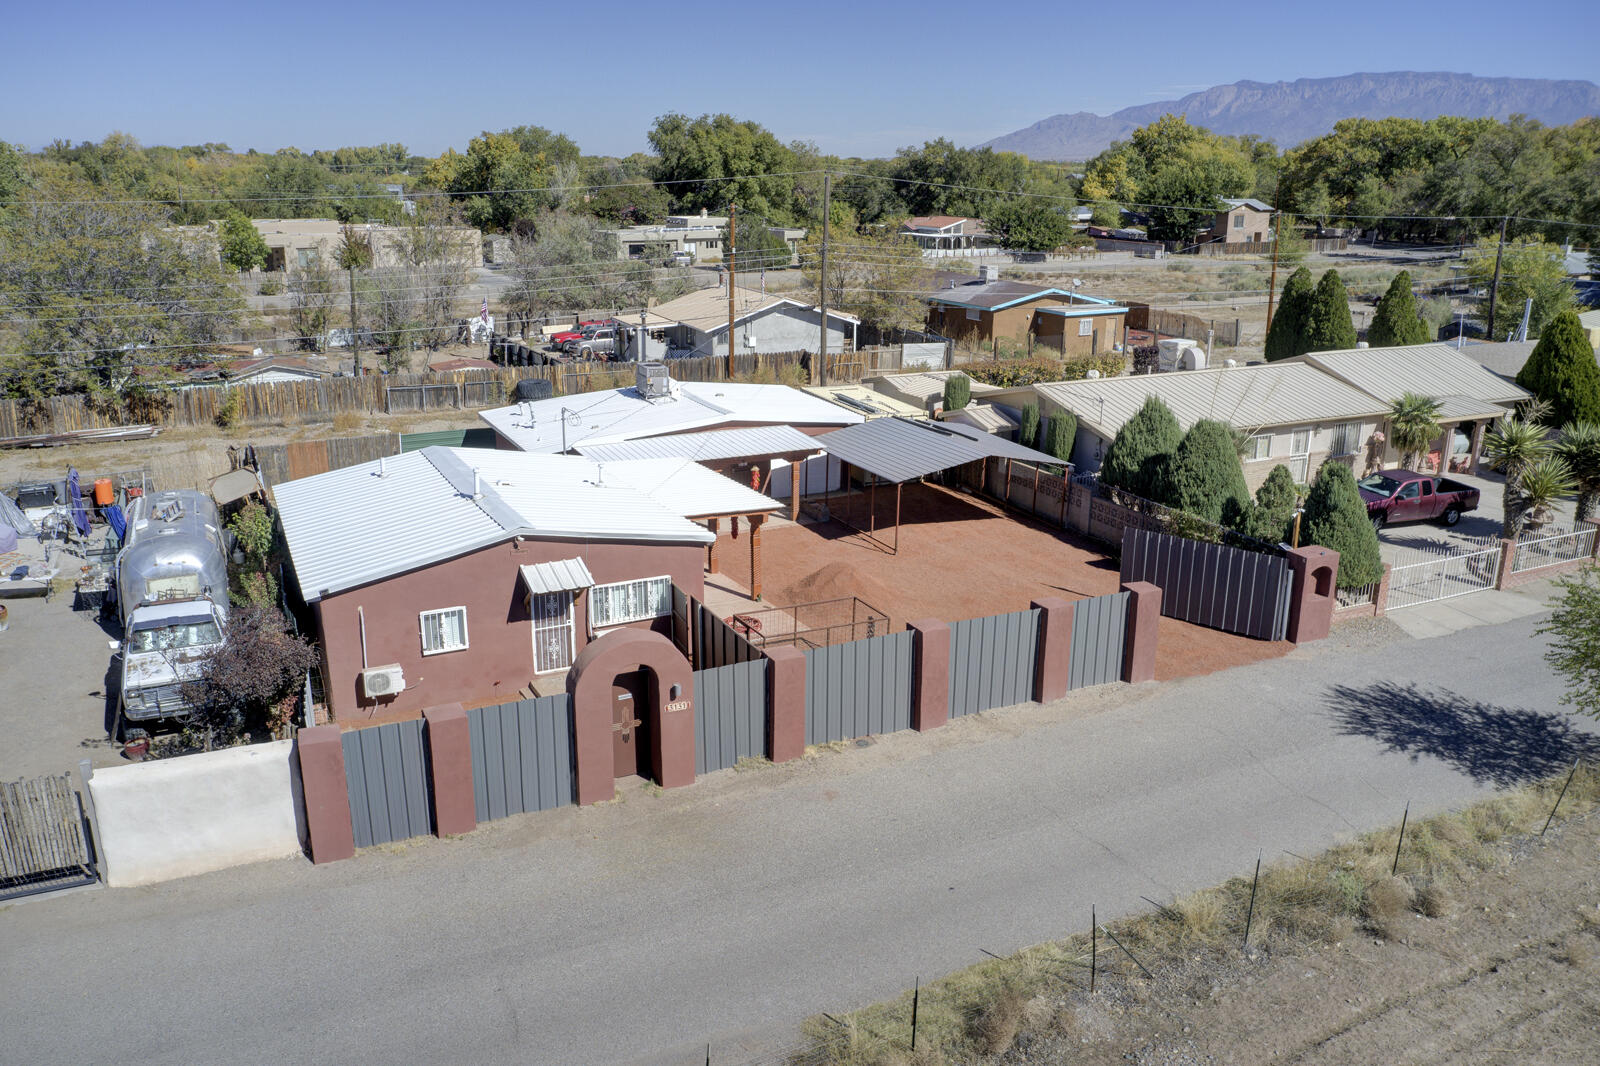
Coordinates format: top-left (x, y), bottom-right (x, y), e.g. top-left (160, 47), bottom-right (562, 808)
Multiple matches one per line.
top-left (1285, 545), bottom-right (1340, 644)
top-left (1120, 581), bottom-right (1162, 684)
top-left (1031, 597), bottom-right (1074, 703)
top-left (295, 726), bottom-right (355, 864)
top-left (766, 646), bottom-right (807, 763)
top-left (706, 517), bottom-right (720, 574)
top-left (1588, 518), bottom-right (1600, 560)
top-left (749, 514), bottom-right (765, 600)
top-left (908, 618), bottom-right (950, 731)
top-left (423, 704), bottom-right (476, 837)
top-left (1494, 537), bottom-right (1517, 590)
top-left (1374, 562), bottom-right (1393, 617)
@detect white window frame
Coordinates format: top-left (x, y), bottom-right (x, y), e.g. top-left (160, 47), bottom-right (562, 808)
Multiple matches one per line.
top-left (1233, 214), bottom-right (1245, 229)
top-left (419, 606), bottom-right (469, 656)
top-left (588, 575), bottom-right (673, 629)
top-left (1078, 318), bottom-right (1093, 336)
top-left (1329, 421), bottom-right (1361, 456)
top-left (1245, 433), bottom-right (1272, 461)
top-left (1289, 428), bottom-right (1312, 482)
top-left (965, 308), bottom-right (980, 321)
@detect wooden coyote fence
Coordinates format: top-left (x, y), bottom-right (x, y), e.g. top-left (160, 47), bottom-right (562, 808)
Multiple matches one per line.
top-left (0, 774), bottom-right (96, 898)
top-left (1125, 305), bottom-right (1242, 347)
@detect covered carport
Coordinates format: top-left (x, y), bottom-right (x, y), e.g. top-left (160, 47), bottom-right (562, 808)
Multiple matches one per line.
top-left (813, 417), bottom-right (1065, 554)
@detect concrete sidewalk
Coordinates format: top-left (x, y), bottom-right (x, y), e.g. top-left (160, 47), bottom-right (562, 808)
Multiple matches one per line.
top-left (1380, 575), bottom-right (1562, 640)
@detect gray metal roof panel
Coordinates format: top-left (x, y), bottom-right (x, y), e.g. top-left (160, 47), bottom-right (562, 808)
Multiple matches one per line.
top-left (815, 418), bottom-right (1060, 483)
top-left (1298, 343), bottom-right (1530, 405)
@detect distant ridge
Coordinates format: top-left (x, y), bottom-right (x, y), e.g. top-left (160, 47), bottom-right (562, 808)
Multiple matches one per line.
top-left (979, 72), bottom-right (1600, 160)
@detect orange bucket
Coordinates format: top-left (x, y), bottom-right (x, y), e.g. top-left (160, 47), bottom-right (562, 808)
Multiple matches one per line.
top-left (93, 477), bottom-right (114, 506)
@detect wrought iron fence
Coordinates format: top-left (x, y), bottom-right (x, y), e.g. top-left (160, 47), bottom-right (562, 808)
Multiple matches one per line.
top-left (731, 596), bottom-right (890, 650)
top-left (1512, 526), bottom-right (1596, 573)
top-left (1386, 544), bottom-right (1502, 611)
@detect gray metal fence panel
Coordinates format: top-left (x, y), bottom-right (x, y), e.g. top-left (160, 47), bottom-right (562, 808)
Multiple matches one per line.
top-left (694, 660), bottom-right (770, 774)
top-left (1068, 592), bottom-right (1129, 690)
top-left (1119, 528), bottom-right (1291, 641)
top-left (947, 608), bottom-right (1041, 718)
top-left (804, 631), bottom-right (914, 745)
top-left (342, 720), bottom-right (432, 848)
top-left (467, 694), bottom-right (575, 823)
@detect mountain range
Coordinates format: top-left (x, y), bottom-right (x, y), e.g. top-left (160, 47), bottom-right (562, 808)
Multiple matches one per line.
top-left (978, 72), bottom-right (1600, 160)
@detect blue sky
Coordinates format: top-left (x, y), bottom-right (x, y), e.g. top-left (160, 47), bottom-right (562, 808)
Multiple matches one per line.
top-left (5, 0), bottom-right (1597, 158)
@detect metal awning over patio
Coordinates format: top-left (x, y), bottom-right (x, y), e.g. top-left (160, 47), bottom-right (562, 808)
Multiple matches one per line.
top-left (518, 558), bottom-right (595, 595)
top-left (814, 417), bottom-right (1060, 484)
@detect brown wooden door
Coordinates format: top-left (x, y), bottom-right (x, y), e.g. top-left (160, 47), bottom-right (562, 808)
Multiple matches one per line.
top-left (611, 670), bottom-right (650, 779)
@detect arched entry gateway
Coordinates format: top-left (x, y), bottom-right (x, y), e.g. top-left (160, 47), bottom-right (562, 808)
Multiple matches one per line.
top-left (566, 629), bottom-right (696, 805)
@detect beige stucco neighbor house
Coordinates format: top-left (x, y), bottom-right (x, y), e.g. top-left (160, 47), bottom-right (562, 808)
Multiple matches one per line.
top-left (1205, 198), bottom-right (1274, 245)
top-left (176, 218), bottom-right (483, 273)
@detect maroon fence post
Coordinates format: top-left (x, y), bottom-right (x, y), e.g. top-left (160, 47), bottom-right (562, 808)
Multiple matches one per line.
top-left (908, 618), bottom-right (950, 731)
top-left (1120, 581), bottom-right (1162, 684)
top-left (1588, 518), bottom-right (1600, 560)
top-left (423, 703), bottom-right (476, 837)
top-left (1494, 537), bottom-right (1517, 590)
top-left (1374, 562), bottom-right (1392, 617)
top-left (766, 646), bottom-right (807, 763)
top-left (1285, 545), bottom-right (1340, 644)
top-left (295, 725), bottom-right (355, 865)
top-left (1032, 597), bottom-right (1074, 704)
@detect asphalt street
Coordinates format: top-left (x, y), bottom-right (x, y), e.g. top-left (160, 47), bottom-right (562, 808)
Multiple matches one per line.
top-left (3, 613), bottom-right (1596, 1066)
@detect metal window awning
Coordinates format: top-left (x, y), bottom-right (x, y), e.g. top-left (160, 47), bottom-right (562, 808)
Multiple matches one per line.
top-left (814, 417), bottom-right (1062, 484)
top-left (518, 558), bottom-right (595, 595)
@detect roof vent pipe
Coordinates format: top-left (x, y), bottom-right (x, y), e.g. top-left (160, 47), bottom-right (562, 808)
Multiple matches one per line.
top-left (378, 455), bottom-right (386, 478)
top-left (472, 467), bottom-right (482, 499)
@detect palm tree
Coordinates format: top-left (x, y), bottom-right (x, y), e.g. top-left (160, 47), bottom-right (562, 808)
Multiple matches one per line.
top-left (1483, 416), bottom-right (1554, 537)
top-left (1555, 422), bottom-right (1600, 522)
top-left (1516, 456), bottom-right (1576, 533)
top-left (1387, 392), bottom-right (1443, 469)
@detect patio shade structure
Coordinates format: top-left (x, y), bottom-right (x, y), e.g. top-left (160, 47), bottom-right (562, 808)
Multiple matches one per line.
top-left (813, 417), bottom-right (1064, 553)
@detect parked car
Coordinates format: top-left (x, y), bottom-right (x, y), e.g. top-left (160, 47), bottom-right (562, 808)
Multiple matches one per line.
top-left (549, 319), bottom-right (611, 348)
top-left (1357, 469), bottom-right (1481, 530)
top-left (566, 326), bottom-right (618, 359)
top-left (665, 250), bottom-right (695, 267)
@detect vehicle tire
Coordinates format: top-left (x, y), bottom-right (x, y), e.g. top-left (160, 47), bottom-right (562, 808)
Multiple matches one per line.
top-left (1371, 513), bottom-right (1386, 532)
top-left (1441, 506), bottom-right (1461, 526)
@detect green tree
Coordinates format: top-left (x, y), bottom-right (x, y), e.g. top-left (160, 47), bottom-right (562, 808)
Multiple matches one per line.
top-left (1264, 267), bottom-right (1314, 361)
top-left (800, 220), bottom-right (930, 334)
top-left (1301, 461), bottom-right (1384, 588)
top-left (1515, 311), bottom-right (1600, 426)
top-left (726, 212), bottom-right (792, 270)
top-left (1387, 392), bottom-right (1443, 469)
top-left (1367, 271), bottom-right (1430, 347)
top-left (1483, 416), bottom-right (1554, 537)
top-left (1516, 456), bottom-right (1576, 532)
top-left (943, 373), bottom-right (970, 412)
top-left (983, 198), bottom-right (1075, 252)
top-left (1538, 567), bottom-right (1600, 721)
top-left (647, 113), bottom-right (798, 222)
top-left (502, 212), bottom-right (623, 338)
top-left (1305, 269), bottom-right (1358, 352)
top-left (1464, 238), bottom-right (1577, 341)
top-left (887, 139), bottom-right (1028, 217)
top-left (1101, 395), bottom-right (1182, 498)
top-left (1234, 463), bottom-right (1300, 541)
top-left (218, 212), bottom-right (269, 273)
top-left (1158, 419), bottom-right (1250, 523)
top-left (424, 127), bottom-right (573, 232)
top-left (286, 259), bottom-right (338, 351)
top-left (180, 607), bottom-right (318, 748)
top-left (0, 141), bottom-right (25, 207)
top-left (1554, 421), bottom-right (1600, 521)
top-left (1018, 403), bottom-right (1040, 448)
top-left (1044, 411), bottom-right (1076, 464)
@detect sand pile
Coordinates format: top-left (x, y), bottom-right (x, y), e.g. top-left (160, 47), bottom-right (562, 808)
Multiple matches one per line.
top-left (775, 560), bottom-right (900, 616)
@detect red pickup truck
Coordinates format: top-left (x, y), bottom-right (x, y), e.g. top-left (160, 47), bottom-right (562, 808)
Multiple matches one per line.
top-left (1357, 469), bottom-right (1481, 530)
top-left (548, 319), bottom-right (612, 348)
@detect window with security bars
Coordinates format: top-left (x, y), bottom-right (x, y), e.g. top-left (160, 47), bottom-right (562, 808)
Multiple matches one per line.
top-left (1329, 421), bottom-right (1361, 456)
top-left (589, 576), bottom-right (672, 628)
top-left (1245, 433), bottom-right (1272, 461)
top-left (419, 607), bottom-right (468, 655)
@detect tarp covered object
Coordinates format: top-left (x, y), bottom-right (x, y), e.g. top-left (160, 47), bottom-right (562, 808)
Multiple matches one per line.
top-left (0, 492), bottom-right (37, 536)
top-left (67, 467), bottom-right (90, 535)
top-left (105, 504), bottom-right (127, 542)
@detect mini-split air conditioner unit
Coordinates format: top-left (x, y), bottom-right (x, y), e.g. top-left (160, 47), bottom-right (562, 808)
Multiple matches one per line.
top-left (361, 664), bottom-right (406, 697)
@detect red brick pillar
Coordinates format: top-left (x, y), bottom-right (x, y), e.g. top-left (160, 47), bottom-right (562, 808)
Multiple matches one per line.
top-left (1031, 597), bottom-right (1074, 703)
top-left (295, 725), bottom-right (355, 864)
top-left (1587, 518), bottom-right (1600, 560)
top-left (706, 517), bottom-right (720, 574)
top-left (1374, 562), bottom-right (1393, 617)
top-left (1495, 537), bottom-right (1517, 590)
top-left (423, 703), bottom-right (476, 837)
top-left (1285, 546), bottom-right (1339, 644)
top-left (908, 618), bottom-right (950, 731)
top-left (749, 514), bottom-right (765, 600)
top-left (766, 646), bottom-right (807, 762)
top-left (1121, 581), bottom-right (1162, 684)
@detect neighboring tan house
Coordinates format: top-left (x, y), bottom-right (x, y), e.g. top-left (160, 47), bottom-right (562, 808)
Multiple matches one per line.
top-left (1579, 309), bottom-right (1600, 348)
top-left (609, 214), bottom-right (805, 264)
top-left (272, 446), bottom-right (782, 723)
top-left (1004, 363), bottom-right (1391, 491)
top-left (174, 218), bottom-right (483, 273)
top-left (1293, 343), bottom-right (1531, 473)
top-left (924, 267), bottom-right (1127, 355)
top-left (1205, 198), bottom-right (1274, 245)
top-left (184, 353), bottom-right (328, 387)
top-left (863, 370), bottom-right (1004, 415)
top-left (901, 216), bottom-right (991, 251)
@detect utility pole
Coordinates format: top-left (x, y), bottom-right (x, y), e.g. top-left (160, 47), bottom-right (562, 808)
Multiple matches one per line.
top-left (1486, 215), bottom-right (1509, 342)
top-left (1263, 208), bottom-right (1282, 338)
top-left (726, 203), bottom-right (736, 377)
top-left (348, 265), bottom-right (360, 376)
top-left (818, 172), bottom-right (831, 387)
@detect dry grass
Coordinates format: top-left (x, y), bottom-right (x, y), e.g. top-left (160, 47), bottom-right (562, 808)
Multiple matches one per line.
top-left (798, 762), bottom-right (1600, 1064)
top-left (330, 411), bottom-right (366, 434)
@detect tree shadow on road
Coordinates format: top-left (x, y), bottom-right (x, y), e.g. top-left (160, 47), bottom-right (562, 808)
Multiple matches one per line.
top-left (1324, 681), bottom-right (1600, 787)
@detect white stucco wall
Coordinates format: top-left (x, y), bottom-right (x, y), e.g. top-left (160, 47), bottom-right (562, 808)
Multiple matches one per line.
top-left (88, 739), bottom-right (303, 887)
top-left (769, 454), bottom-right (843, 497)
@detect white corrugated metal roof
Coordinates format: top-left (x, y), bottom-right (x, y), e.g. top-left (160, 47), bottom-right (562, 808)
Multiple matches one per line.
top-left (1433, 393), bottom-right (1510, 421)
top-left (805, 385), bottom-right (926, 419)
top-left (866, 371), bottom-right (1003, 406)
top-left (1034, 363), bottom-right (1391, 440)
top-left (1296, 343), bottom-right (1529, 406)
top-left (575, 425), bottom-right (821, 463)
top-left (518, 558), bottom-right (594, 594)
top-left (478, 377), bottom-right (860, 453)
top-left (946, 403), bottom-right (1019, 433)
top-left (274, 448), bottom-right (783, 601)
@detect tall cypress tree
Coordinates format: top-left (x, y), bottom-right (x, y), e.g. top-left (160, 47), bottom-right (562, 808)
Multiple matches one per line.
top-left (1018, 403), bottom-right (1040, 448)
top-left (1516, 310), bottom-right (1600, 426)
top-left (1305, 269), bottom-right (1358, 353)
top-left (1045, 411), bottom-right (1076, 464)
top-left (1159, 419), bottom-right (1251, 523)
top-left (1367, 270), bottom-right (1430, 347)
top-left (1100, 395), bottom-right (1182, 497)
top-left (1264, 267), bottom-right (1314, 361)
top-left (1302, 461), bottom-right (1383, 588)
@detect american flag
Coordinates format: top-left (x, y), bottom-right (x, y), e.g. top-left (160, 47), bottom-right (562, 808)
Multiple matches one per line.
top-left (480, 298), bottom-right (489, 323)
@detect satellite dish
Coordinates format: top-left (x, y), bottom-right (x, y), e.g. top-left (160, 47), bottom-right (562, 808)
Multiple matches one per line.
top-left (1071, 278), bottom-right (1083, 288)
